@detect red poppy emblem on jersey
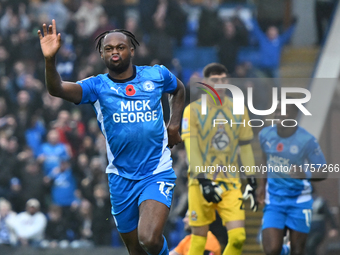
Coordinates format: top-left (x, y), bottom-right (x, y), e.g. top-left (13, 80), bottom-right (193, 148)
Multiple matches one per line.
top-left (126, 84), bottom-right (136, 96)
top-left (276, 143), bottom-right (284, 152)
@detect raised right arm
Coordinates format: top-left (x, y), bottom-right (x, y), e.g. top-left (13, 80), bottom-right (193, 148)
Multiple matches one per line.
top-left (38, 20), bottom-right (82, 104)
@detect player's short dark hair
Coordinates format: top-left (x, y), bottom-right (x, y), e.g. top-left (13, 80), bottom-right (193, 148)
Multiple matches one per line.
top-left (95, 29), bottom-right (140, 54)
top-left (203, 63), bottom-right (228, 78)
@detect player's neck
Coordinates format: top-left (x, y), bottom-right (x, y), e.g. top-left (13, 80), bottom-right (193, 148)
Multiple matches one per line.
top-left (108, 64), bottom-right (135, 81)
top-left (277, 125), bottom-right (298, 138)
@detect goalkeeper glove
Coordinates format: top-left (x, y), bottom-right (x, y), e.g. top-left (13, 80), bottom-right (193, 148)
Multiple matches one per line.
top-left (242, 176), bottom-right (258, 212)
top-left (197, 174), bottom-right (223, 203)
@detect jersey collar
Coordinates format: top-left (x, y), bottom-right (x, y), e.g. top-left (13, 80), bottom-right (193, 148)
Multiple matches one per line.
top-left (107, 65), bottom-right (137, 84)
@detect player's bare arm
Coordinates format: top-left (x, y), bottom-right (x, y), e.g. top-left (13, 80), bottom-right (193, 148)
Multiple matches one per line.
top-left (167, 78), bottom-right (185, 148)
top-left (38, 20), bottom-right (82, 104)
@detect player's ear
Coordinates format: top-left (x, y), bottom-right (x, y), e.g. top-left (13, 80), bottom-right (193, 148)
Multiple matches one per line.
top-left (100, 50), bottom-right (104, 59)
top-left (130, 47), bottom-right (135, 57)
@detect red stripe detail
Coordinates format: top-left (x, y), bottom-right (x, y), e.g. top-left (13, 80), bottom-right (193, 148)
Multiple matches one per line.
top-left (197, 82), bottom-right (222, 105)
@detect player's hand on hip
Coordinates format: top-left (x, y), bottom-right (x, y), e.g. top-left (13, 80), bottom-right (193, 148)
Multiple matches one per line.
top-left (167, 125), bottom-right (182, 148)
top-left (198, 177), bottom-right (223, 203)
top-left (37, 19), bottom-right (61, 59)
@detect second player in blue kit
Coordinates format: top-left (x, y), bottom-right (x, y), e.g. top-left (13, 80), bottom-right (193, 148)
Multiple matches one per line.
top-left (38, 20), bottom-right (185, 255)
top-left (258, 103), bottom-right (327, 255)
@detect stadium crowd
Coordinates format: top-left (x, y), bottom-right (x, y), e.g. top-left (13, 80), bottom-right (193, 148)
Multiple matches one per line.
top-left (0, 0), bottom-right (299, 250)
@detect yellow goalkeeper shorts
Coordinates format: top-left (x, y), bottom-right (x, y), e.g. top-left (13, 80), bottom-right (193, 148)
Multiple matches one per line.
top-left (188, 182), bottom-right (245, 226)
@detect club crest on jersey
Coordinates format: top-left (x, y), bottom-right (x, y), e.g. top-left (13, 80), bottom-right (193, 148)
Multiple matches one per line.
top-left (126, 84), bottom-right (136, 96)
top-left (143, 81), bottom-right (155, 92)
top-left (191, 211), bottom-right (197, 221)
top-left (290, 145), bottom-right (299, 154)
top-left (276, 143), bottom-right (284, 152)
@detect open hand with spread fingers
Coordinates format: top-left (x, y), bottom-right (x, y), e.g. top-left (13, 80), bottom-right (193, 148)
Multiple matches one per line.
top-left (37, 19), bottom-right (61, 59)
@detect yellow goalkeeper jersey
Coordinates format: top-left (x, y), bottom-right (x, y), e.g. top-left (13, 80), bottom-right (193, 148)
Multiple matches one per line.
top-left (182, 96), bottom-right (253, 188)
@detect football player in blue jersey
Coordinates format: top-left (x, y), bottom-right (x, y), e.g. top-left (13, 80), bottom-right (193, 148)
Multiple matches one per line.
top-left (38, 20), bottom-right (185, 255)
top-left (257, 102), bottom-right (327, 255)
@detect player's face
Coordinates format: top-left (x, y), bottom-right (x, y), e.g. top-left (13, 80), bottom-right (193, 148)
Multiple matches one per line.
top-left (205, 73), bottom-right (228, 96)
top-left (101, 33), bottom-right (134, 73)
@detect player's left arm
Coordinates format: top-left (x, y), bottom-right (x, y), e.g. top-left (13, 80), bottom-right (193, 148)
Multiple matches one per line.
top-left (167, 78), bottom-right (185, 148)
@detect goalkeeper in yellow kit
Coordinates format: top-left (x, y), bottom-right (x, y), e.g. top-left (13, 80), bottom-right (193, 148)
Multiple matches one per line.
top-left (182, 63), bottom-right (257, 255)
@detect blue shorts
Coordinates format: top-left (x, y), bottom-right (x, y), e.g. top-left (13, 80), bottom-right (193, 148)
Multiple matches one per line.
top-left (262, 202), bottom-right (312, 234)
top-left (108, 170), bottom-right (176, 233)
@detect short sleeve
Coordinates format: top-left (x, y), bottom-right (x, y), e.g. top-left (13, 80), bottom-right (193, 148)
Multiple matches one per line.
top-left (305, 138), bottom-right (326, 165)
top-left (159, 65), bottom-right (178, 94)
top-left (238, 107), bottom-right (253, 142)
top-left (76, 76), bottom-right (98, 104)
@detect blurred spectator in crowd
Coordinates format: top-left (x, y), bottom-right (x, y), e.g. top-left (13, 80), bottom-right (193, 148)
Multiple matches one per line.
top-left (7, 28), bottom-right (39, 65)
top-left (7, 157), bottom-right (46, 213)
top-left (91, 14), bottom-right (115, 42)
top-left (73, 153), bottom-right (90, 181)
top-left (25, 114), bottom-right (46, 157)
top-left (305, 193), bottom-right (339, 255)
top-left (251, 18), bottom-right (296, 79)
top-left (12, 90), bottom-right (35, 146)
top-left (315, 0), bottom-right (337, 44)
top-left (56, 44), bottom-right (77, 81)
top-left (44, 159), bottom-right (78, 208)
top-left (218, 18), bottom-right (248, 74)
top-left (80, 136), bottom-right (97, 159)
top-left (0, 46), bottom-right (9, 76)
top-left (70, 199), bottom-right (94, 248)
top-left (170, 211), bottom-right (221, 255)
top-left (86, 118), bottom-right (100, 141)
top-left (197, 0), bottom-right (223, 46)
top-left (0, 198), bottom-right (16, 246)
top-left (41, 204), bottom-right (69, 248)
top-left (6, 199), bottom-right (47, 247)
top-left (102, 0), bottom-right (125, 28)
top-left (82, 184), bottom-right (112, 246)
top-left (125, 16), bottom-right (153, 66)
top-left (0, 5), bottom-right (30, 37)
top-left (41, 92), bottom-right (65, 126)
top-left (80, 156), bottom-right (107, 199)
top-left (148, 16), bottom-right (174, 66)
top-left (51, 109), bottom-right (85, 156)
top-left (37, 129), bottom-right (70, 176)
top-left (0, 138), bottom-right (15, 199)
top-left (74, 0), bottom-right (104, 38)
top-left (139, 0), bottom-right (187, 47)
top-left (42, 0), bottom-right (69, 32)
top-left (2, 137), bottom-right (21, 178)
